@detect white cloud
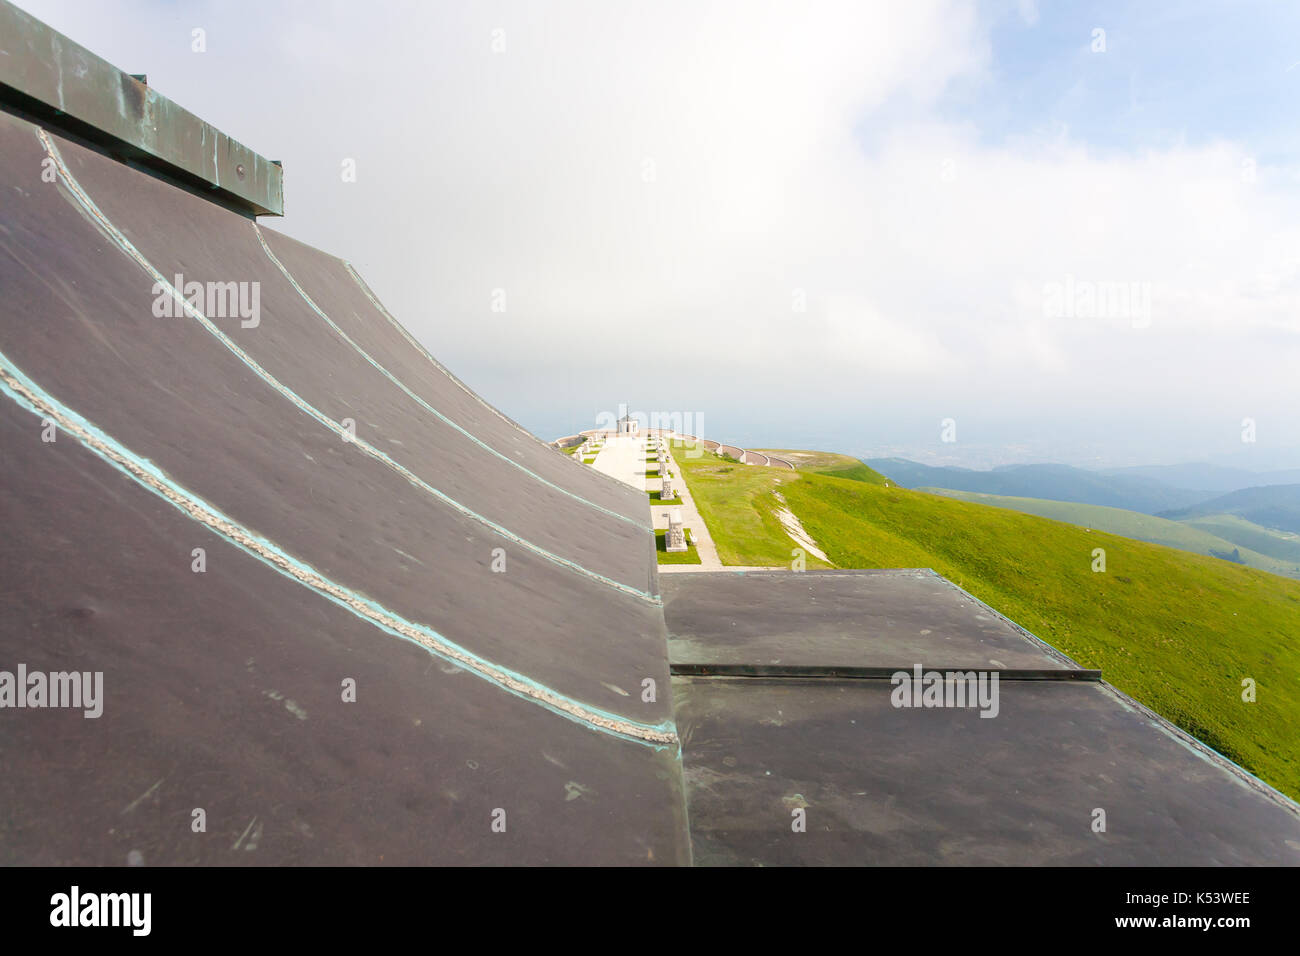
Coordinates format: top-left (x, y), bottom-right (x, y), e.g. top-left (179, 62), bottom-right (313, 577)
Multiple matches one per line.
top-left (13, 0), bottom-right (1300, 460)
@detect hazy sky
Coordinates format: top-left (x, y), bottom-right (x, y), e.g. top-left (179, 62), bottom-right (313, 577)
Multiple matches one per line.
top-left (15, 0), bottom-right (1300, 468)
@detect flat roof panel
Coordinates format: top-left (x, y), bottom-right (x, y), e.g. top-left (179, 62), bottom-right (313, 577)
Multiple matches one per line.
top-left (674, 675), bottom-right (1300, 865)
top-left (664, 570), bottom-right (1078, 671)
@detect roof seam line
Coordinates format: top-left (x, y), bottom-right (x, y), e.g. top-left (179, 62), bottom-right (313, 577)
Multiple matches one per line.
top-left (35, 127), bottom-right (658, 607)
top-left (253, 224), bottom-right (644, 529)
top-left (0, 352), bottom-right (678, 750)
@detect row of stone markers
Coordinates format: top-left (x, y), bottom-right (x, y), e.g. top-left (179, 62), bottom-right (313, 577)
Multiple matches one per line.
top-left (656, 439), bottom-right (675, 500)
top-left (650, 435), bottom-right (688, 552)
top-left (577, 435), bottom-right (603, 464)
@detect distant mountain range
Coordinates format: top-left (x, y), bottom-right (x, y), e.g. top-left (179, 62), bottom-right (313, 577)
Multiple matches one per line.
top-left (866, 458), bottom-right (1300, 531)
top-left (864, 459), bottom-right (1209, 514)
top-left (1099, 463), bottom-right (1300, 494)
top-left (1158, 485), bottom-right (1300, 535)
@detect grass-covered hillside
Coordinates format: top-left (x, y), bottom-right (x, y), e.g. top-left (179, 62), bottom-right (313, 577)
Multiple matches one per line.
top-left (922, 487), bottom-right (1300, 580)
top-left (1183, 513), bottom-right (1300, 565)
top-left (671, 443), bottom-right (835, 568)
top-left (754, 448), bottom-right (890, 485)
top-left (671, 441), bottom-right (1300, 801)
top-left (1160, 484), bottom-right (1300, 535)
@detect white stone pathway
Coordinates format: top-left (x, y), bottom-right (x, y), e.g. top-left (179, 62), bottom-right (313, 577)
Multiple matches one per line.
top-left (590, 434), bottom-right (649, 492)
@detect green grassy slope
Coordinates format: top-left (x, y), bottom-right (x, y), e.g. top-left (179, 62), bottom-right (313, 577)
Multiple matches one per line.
top-left (922, 487), bottom-right (1300, 580)
top-left (1161, 484), bottom-right (1300, 534)
top-left (674, 443), bottom-right (1300, 801)
top-left (671, 442), bottom-right (834, 568)
top-left (1183, 513), bottom-right (1300, 565)
top-left (752, 448), bottom-right (889, 484)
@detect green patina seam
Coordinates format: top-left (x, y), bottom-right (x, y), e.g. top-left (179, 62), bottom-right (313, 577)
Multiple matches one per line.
top-left (0, 349), bottom-right (678, 750)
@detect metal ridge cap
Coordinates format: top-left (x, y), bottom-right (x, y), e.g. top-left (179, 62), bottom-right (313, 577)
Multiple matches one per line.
top-left (0, 0), bottom-right (283, 216)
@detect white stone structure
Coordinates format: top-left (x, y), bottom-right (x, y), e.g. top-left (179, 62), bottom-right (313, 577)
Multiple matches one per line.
top-left (666, 507), bottom-right (687, 552)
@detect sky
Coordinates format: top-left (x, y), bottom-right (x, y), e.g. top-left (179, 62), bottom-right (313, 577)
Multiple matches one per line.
top-left (13, 0), bottom-right (1300, 469)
